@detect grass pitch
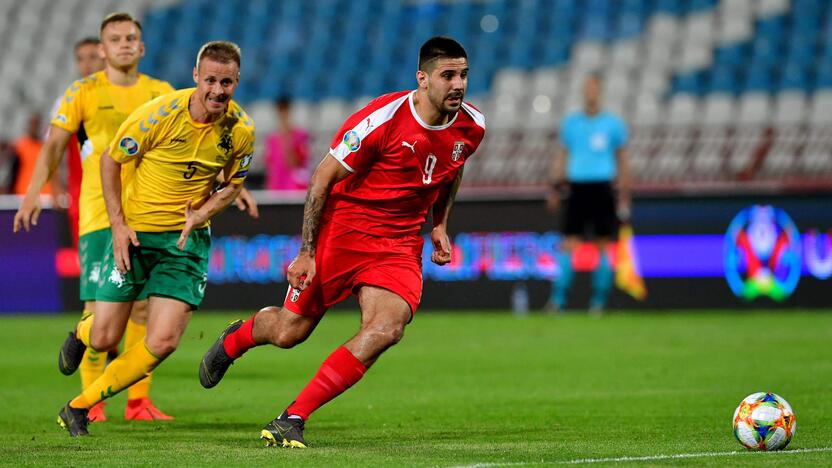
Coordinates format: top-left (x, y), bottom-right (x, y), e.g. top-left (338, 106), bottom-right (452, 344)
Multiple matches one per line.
top-left (0, 310), bottom-right (830, 466)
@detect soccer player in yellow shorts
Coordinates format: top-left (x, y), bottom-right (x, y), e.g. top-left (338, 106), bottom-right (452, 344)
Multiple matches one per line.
top-left (14, 13), bottom-right (175, 422)
top-left (55, 41), bottom-right (255, 437)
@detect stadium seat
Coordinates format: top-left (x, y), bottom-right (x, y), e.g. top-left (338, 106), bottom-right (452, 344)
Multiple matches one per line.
top-left (667, 94), bottom-right (699, 126)
top-left (709, 68), bottom-right (739, 94)
top-left (530, 68), bottom-right (562, 99)
top-left (737, 93), bottom-right (772, 126)
top-left (757, 0), bottom-right (790, 16)
top-left (609, 40), bottom-right (641, 71)
top-left (718, 18), bottom-right (753, 44)
top-left (493, 69), bottom-right (529, 100)
top-left (778, 64), bottom-right (809, 92)
top-left (632, 94), bottom-right (663, 127)
top-left (700, 94), bottom-right (736, 126)
top-left (808, 91), bottom-right (832, 125)
top-left (744, 65), bottom-right (774, 92)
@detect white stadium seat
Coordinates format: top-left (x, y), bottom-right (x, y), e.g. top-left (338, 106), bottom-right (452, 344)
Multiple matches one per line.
top-left (700, 94), bottom-right (736, 127)
top-left (737, 93), bottom-right (772, 126)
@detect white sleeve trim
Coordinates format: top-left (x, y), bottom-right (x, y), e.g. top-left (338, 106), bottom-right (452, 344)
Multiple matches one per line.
top-left (461, 102), bottom-right (486, 130)
top-left (328, 150), bottom-right (355, 172)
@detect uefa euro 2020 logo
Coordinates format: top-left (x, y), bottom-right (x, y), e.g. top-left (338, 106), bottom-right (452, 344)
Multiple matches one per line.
top-left (724, 205), bottom-right (802, 302)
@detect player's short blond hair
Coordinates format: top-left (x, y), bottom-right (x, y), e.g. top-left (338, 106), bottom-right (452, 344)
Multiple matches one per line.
top-left (100, 12), bottom-right (142, 37)
top-left (196, 41), bottom-right (241, 71)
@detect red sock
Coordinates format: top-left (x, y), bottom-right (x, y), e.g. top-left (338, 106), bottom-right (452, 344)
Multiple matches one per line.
top-left (223, 314), bottom-right (257, 359)
top-left (286, 346), bottom-right (367, 420)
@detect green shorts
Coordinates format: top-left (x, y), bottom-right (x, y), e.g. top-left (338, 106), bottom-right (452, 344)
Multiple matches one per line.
top-left (79, 229), bottom-right (111, 302)
top-left (95, 228), bottom-right (211, 310)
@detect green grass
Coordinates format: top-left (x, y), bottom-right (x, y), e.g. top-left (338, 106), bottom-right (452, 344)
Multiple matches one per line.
top-left (0, 310), bottom-right (830, 466)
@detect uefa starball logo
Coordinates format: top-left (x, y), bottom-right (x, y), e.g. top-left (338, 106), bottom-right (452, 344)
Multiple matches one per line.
top-left (724, 205), bottom-right (802, 302)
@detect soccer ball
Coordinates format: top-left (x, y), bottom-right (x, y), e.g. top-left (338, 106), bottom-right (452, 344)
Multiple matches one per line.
top-left (732, 392), bottom-right (796, 451)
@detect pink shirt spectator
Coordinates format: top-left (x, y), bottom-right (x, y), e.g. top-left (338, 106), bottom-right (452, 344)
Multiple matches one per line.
top-left (264, 128), bottom-right (310, 191)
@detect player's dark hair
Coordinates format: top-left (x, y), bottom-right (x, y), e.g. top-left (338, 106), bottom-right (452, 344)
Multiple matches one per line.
top-left (196, 41), bottom-right (242, 71)
top-left (418, 36), bottom-right (467, 72)
top-left (100, 12), bottom-right (142, 36)
top-left (275, 96), bottom-right (292, 110)
top-left (586, 71), bottom-right (604, 82)
top-left (74, 37), bottom-right (100, 50)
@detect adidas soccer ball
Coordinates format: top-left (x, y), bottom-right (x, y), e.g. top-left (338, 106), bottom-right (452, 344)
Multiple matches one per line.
top-left (732, 392), bottom-right (796, 451)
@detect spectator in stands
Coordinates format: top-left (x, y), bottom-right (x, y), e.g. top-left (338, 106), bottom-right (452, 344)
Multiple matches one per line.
top-left (263, 96), bottom-right (310, 191)
top-left (12, 114), bottom-right (64, 198)
top-left (545, 73), bottom-right (631, 315)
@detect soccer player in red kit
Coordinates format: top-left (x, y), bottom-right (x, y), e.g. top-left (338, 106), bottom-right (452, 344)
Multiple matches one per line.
top-left (199, 36), bottom-right (485, 448)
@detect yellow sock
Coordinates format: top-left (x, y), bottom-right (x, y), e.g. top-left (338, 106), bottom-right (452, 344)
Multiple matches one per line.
top-left (77, 310), bottom-right (106, 389)
top-left (73, 341), bottom-right (161, 409)
top-left (124, 319), bottom-right (152, 400)
top-left (75, 313), bottom-right (93, 348)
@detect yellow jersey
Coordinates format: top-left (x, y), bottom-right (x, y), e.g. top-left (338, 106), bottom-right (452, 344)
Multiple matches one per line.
top-left (51, 71), bottom-right (174, 236)
top-left (108, 88), bottom-right (255, 233)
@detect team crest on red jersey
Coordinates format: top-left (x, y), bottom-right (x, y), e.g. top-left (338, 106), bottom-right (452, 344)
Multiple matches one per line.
top-left (451, 141), bottom-right (464, 161)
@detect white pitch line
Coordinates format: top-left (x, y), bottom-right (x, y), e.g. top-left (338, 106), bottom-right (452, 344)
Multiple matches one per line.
top-left (448, 447), bottom-right (832, 468)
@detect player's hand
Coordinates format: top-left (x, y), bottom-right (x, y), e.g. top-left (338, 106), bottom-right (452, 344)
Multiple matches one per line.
top-left (234, 187), bottom-right (259, 218)
top-left (53, 189), bottom-right (71, 211)
top-left (546, 191), bottom-right (561, 213)
top-left (617, 194), bottom-right (632, 223)
top-left (13, 194), bottom-right (42, 233)
top-left (177, 200), bottom-right (208, 251)
top-left (430, 226), bottom-right (452, 266)
top-left (287, 251), bottom-right (315, 290)
top-left (112, 222), bottom-right (139, 273)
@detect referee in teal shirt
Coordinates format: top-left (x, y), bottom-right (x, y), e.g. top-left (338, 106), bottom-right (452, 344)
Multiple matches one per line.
top-left (546, 73), bottom-right (631, 314)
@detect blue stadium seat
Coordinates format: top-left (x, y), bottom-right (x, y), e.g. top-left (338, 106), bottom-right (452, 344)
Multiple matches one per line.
top-left (779, 63), bottom-right (809, 91)
top-left (619, 0), bottom-right (648, 14)
top-left (756, 17), bottom-right (785, 41)
top-left (673, 72), bottom-right (703, 95)
top-left (655, 0), bottom-right (683, 15)
top-left (688, 0), bottom-right (717, 12)
top-left (714, 45), bottom-right (748, 68)
top-left (750, 37), bottom-right (782, 68)
top-left (709, 68), bottom-right (739, 94)
top-left (744, 65), bottom-right (774, 92)
top-left (815, 61), bottom-right (832, 89)
top-left (785, 38), bottom-right (817, 67)
top-left (793, 0), bottom-right (823, 15)
top-left (615, 14), bottom-right (645, 39)
top-left (538, 41), bottom-right (569, 67)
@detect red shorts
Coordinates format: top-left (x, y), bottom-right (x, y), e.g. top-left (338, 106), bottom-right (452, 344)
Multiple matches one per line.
top-left (282, 221), bottom-right (424, 318)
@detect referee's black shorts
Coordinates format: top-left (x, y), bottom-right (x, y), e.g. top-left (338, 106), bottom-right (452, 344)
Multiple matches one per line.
top-left (561, 181), bottom-right (618, 239)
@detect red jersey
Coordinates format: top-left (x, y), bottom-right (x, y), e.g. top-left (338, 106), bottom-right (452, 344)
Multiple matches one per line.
top-left (327, 90), bottom-right (486, 238)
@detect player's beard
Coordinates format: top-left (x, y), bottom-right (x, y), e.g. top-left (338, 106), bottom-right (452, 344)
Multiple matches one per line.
top-left (431, 90), bottom-right (463, 115)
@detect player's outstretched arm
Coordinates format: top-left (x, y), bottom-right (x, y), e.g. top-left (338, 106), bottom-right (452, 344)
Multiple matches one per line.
top-left (287, 154), bottom-right (350, 290)
top-left (176, 181), bottom-right (243, 250)
top-left (430, 167), bottom-right (465, 266)
top-left (101, 148), bottom-right (139, 273)
top-left (12, 126), bottom-right (73, 233)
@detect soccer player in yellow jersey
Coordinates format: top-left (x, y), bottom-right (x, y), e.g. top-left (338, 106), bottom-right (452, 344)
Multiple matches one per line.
top-left (13, 13), bottom-right (176, 422)
top-left (55, 40), bottom-right (255, 437)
